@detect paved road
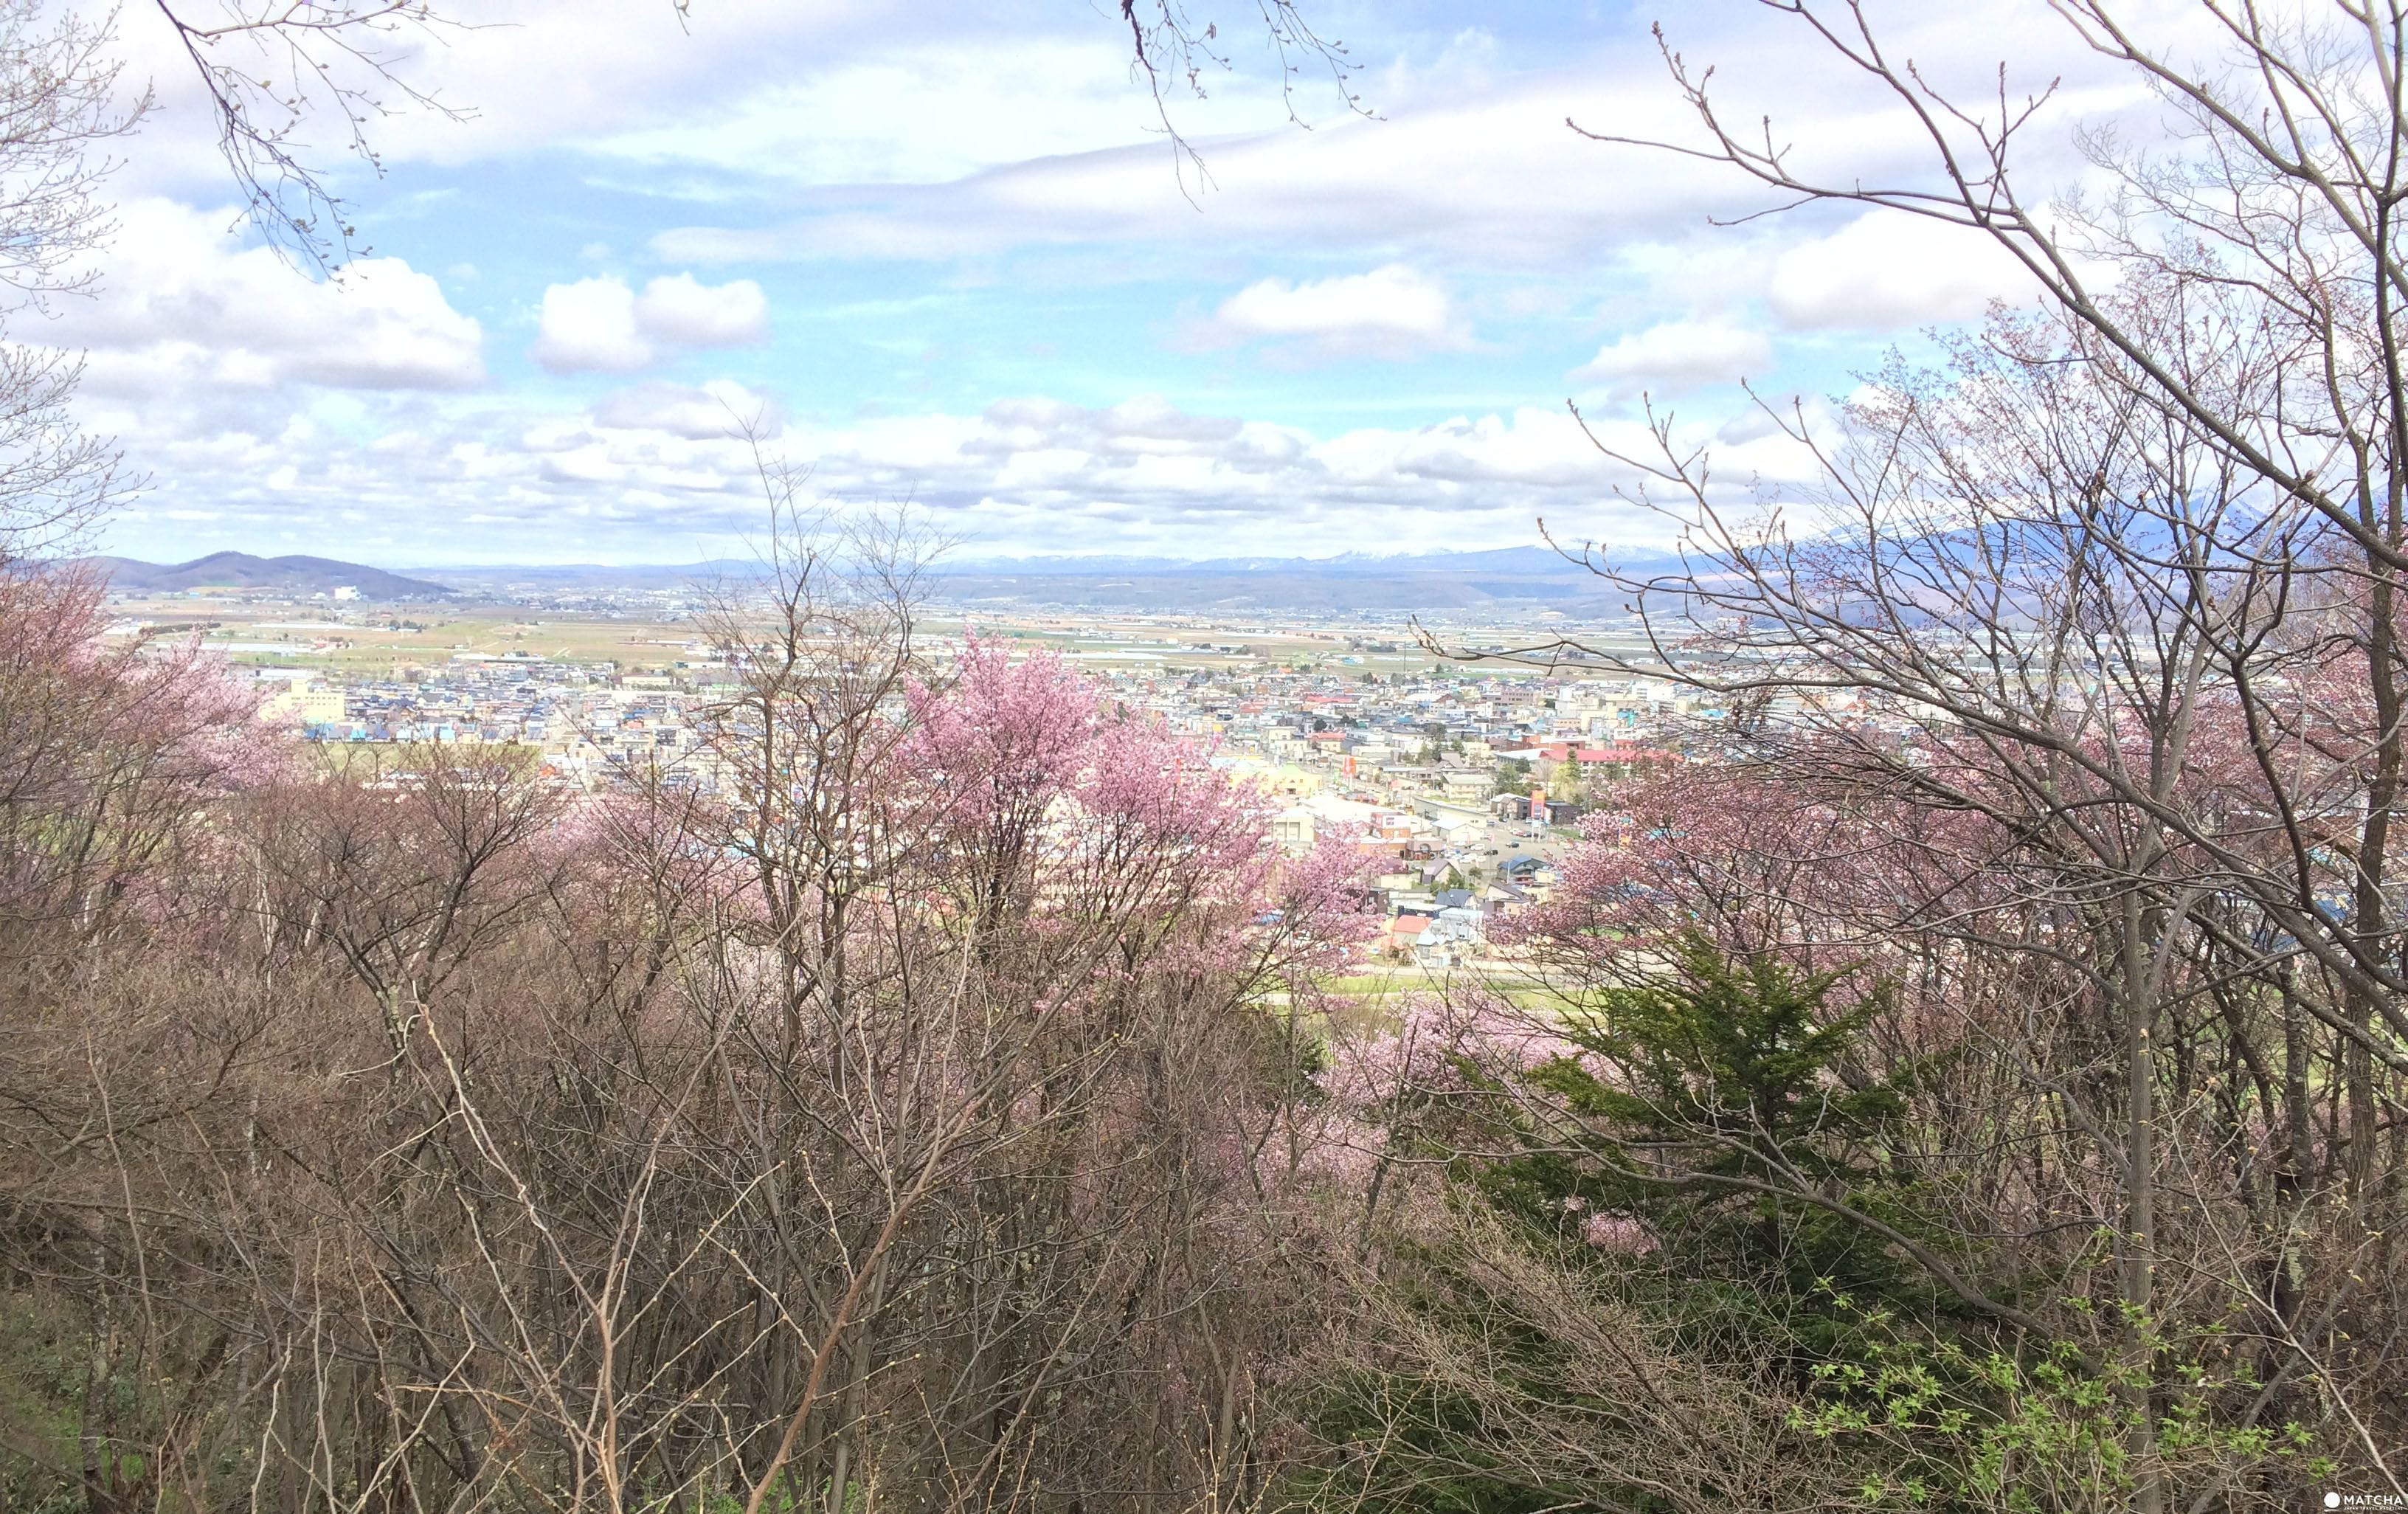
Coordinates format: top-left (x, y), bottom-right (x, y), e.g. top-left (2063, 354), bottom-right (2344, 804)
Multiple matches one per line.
top-left (1456, 815), bottom-right (1580, 871)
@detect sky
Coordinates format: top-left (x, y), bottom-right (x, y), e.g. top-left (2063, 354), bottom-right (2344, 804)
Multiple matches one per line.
top-left (59, 0), bottom-right (2156, 567)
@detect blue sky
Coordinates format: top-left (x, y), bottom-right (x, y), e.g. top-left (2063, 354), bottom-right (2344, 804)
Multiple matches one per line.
top-left (69, 0), bottom-right (2107, 566)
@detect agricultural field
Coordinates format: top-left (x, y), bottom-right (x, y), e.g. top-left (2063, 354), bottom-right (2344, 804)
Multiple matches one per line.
top-left (108, 598), bottom-right (716, 677)
top-left (105, 592), bottom-right (1461, 681)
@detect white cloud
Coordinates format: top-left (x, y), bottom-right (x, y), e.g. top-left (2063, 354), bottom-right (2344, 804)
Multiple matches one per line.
top-left (111, 382), bottom-right (1835, 565)
top-left (56, 198), bottom-right (482, 395)
top-left (635, 274), bottom-right (769, 348)
top-left (1573, 319), bottom-right (1772, 396)
top-left (590, 379), bottom-right (783, 440)
top-left (587, 37), bottom-right (1298, 187)
top-left (82, 0), bottom-right (2186, 568)
top-left (1202, 265), bottom-right (1467, 359)
top-left (652, 88), bottom-right (1692, 269)
top-left (99, 3), bottom-right (1315, 204)
top-left (530, 277), bottom-right (651, 374)
top-left (643, 0), bottom-right (2143, 273)
top-left (530, 274), bottom-right (770, 374)
top-left (1768, 210), bottom-right (2038, 330)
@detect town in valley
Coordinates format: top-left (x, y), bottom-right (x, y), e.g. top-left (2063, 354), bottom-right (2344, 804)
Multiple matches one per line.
top-left (99, 555), bottom-right (1738, 978)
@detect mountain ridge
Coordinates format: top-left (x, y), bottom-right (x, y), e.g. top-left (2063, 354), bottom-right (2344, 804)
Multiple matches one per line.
top-left (401, 545), bottom-right (1667, 613)
top-left (86, 552), bottom-right (454, 599)
top-left (401, 545), bottom-right (1674, 582)
top-left (88, 545), bottom-right (1675, 613)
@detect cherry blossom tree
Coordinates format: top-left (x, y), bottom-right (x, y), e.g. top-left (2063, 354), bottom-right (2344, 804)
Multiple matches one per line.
top-left (0, 496), bottom-right (1377, 1514)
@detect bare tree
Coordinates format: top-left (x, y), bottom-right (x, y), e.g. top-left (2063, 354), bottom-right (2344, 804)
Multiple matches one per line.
top-left (1373, 35), bottom-right (2408, 1488)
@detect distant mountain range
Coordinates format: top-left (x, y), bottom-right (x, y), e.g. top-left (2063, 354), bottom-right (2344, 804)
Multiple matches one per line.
top-left (926, 545), bottom-right (1687, 615)
top-left (87, 552), bottom-right (454, 599)
top-left (81, 545), bottom-right (1677, 614)
top-left (412, 545), bottom-right (1676, 615)
top-left (935, 546), bottom-right (1621, 577)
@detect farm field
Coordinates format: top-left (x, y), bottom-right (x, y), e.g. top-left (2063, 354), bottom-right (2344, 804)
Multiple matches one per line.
top-left (105, 594), bottom-right (1464, 681)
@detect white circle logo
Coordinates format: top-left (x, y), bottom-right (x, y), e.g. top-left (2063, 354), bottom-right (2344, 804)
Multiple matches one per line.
top-left (2325, 1494), bottom-right (2342, 1510)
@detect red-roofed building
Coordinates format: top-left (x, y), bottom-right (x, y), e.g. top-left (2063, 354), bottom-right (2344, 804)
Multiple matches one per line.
top-left (1379, 914), bottom-right (1433, 958)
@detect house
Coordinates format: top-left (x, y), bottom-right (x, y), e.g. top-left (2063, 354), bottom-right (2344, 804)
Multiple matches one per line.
top-left (1271, 809), bottom-right (1315, 855)
top-left (1499, 854), bottom-right (1552, 884)
top-left (1434, 893), bottom-right (1487, 945)
top-left (1500, 855), bottom-right (1560, 903)
top-left (1440, 767), bottom-right (1493, 801)
top-left (1411, 912), bottom-right (1482, 968)
top-left (259, 682), bottom-right (345, 724)
top-left (1380, 913), bottom-right (1433, 959)
top-left (1484, 881), bottom-right (1531, 919)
